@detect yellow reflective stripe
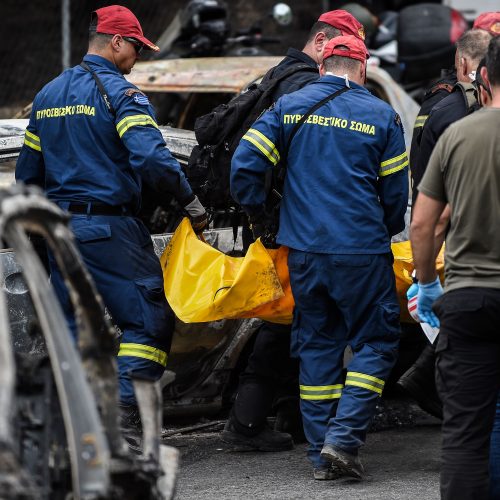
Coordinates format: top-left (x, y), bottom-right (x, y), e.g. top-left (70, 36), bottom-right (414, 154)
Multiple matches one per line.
top-left (347, 372), bottom-right (385, 386)
top-left (300, 384), bottom-right (343, 400)
top-left (118, 342), bottom-right (167, 367)
top-left (247, 128), bottom-right (280, 162)
top-left (345, 380), bottom-right (383, 394)
top-left (380, 151), bottom-right (407, 167)
top-left (379, 151), bottom-right (408, 177)
top-left (242, 134), bottom-right (278, 166)
top-left (301, 394), bottom-right (342, 400)
top-left (380, 160), bottom-right (408, 177)
top-left (345, 372), bottom-right (385, 395)
top-left (242, 128), bottom-right (280, 165)
top-left (300, 384), bottom-right (343, 391)
top-left (414, 115), bottom-right (428, 128)
top-left (24, 130), bottom-right (41, 151)
top-left (116, 114), bottom-right (158, 138)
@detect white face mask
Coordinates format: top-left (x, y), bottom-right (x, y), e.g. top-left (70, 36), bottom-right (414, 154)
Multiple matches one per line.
top-left (469, 70), bottom-right (477, 82)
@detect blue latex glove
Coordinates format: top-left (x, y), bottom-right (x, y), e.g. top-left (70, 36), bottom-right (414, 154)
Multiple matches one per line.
top-left (406, 282), bottom-right (419, 300)
top-left (417, 277), bottom-right (443, 328)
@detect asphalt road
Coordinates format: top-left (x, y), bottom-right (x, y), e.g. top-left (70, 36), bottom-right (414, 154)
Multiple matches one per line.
top-left (164, 422), bottom-right (441, 500)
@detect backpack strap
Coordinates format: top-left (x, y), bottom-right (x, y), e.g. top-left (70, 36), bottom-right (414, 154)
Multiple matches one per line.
top-left (259, 63), bottom-right (319, 91)
top-left (80, 62), bottom-right (116, 116)
top-left (454, 81), bottom-right (479, 115)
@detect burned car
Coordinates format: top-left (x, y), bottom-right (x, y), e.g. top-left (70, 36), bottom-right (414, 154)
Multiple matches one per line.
top-left (0, 184), bottom-right (182, 499)
top-left (126, 56), bottom-right (418, 144)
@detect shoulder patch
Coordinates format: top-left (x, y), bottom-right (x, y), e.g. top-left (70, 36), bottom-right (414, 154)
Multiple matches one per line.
top-left (125, 88), bottom-right (150, 106)
top-left (133, 94), bottom-right (150, 106)
top-left (124, 88), bottom-right (146, 97)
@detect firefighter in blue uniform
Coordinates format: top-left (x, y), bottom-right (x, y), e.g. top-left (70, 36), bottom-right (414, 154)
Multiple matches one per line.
top-left (222, 10), bottom-right (366, 458)
top-left (231, 35), bottom-right (408, 479)
top-left (16, 5), bottom-right (207, 433)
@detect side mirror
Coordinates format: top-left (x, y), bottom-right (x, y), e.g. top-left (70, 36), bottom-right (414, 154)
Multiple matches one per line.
top-left (272, 3), bottom-right (292, 26)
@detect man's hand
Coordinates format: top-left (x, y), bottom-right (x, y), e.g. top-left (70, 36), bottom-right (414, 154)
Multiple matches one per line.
top-left (248, 212), bottom-right (279, 249)
top-left (417, 277), bottom-right (443, 328)
top-left (184, 196), bottom-right (208, 234)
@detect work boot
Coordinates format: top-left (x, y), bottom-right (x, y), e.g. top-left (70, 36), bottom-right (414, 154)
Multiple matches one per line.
top-left (119, 403), bottom-right (142, 454)
top-left (221, 418), bottom-right (294, 452)
top-left (397, 343), bottom-right (443, 419)
top-left (274, 396), bottom-right (306, 443)
top-left (320, 444), bottom-right (364, 480)
top-left (313, 464), bottom-right (345, 481)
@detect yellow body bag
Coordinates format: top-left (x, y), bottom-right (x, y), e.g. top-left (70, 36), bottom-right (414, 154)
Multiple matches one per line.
top-left (161, 218), bottom-right (285, 323)
top-left (161, 219), bottom-right (445, 325)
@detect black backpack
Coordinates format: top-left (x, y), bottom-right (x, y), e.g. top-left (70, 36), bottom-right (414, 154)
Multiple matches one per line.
top-left (186, 63), bottom-right (318, 209)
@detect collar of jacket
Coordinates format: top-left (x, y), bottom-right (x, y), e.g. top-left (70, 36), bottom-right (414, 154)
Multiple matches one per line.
top-left (284, 47), bottom-right (317, 68)
top-left (319, 74), bottom-right (367, 92)
top-left (82, 54), bottom-right (121, 75)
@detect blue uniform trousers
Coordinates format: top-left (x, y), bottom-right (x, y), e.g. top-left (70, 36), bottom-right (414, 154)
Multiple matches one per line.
top-left (288, 250), bottom-right (400, 467)
top-left (49, 209), bottom-right (174, 405)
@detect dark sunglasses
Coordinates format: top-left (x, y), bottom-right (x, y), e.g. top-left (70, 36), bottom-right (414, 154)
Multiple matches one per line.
top-left (123, 36), bottom-right (144, 55)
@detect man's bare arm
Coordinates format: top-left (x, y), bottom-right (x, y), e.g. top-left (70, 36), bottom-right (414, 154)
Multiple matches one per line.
top-left (433, 203), bottom-right (450, 259)
top-left (411, 193), bottom-right (446, 283)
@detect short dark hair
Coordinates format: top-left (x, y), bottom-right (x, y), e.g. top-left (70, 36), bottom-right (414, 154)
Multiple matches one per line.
top-left (307, 21), bottom-right (342, 42)
top-left (324, 50), bottom-right (362, 74)
top-left (486, 36), bottom-right (500, 87)
top-left (456, 29), bottom-right (492, 63)
top-left (89, 32), bottom-right (113, 47)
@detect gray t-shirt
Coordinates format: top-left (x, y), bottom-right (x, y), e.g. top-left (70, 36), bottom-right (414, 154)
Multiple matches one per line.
top-left (418, 107), bottom-right (500, 292)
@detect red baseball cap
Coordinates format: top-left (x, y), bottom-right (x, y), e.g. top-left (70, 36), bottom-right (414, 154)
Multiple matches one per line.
top-left (318, 10), bottom-right (366, 41)
top-left (92, 5), bottom-right (159, 51)
top-left (473, 12), bottom-right (500, 36)
top-left (323, 35), bottom-right (370, 63)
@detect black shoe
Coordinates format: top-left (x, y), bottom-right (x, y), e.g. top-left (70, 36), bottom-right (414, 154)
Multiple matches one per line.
top-left (320, 444), bottom-right (364, 480)
top-left (274, 397), bottom-right (306, 443)
top-left (119, 403), bottom-right (142, 433)
top-left (119, 404), bottom-right (142, 454)
top-left (397, 344), bottom-right (443, 419)
top-left (221, 419), bottom-right (294, 452)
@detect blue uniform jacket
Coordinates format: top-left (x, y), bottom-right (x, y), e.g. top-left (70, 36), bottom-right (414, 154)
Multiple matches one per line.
top-left (16, 54), bottom-right (194, 213)
top-left (231, 75), bottom-right (408, 254)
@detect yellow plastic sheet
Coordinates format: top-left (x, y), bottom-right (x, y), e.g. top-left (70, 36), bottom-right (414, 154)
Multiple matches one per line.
top-left (161, 218), bottom-right (284, 323)
top-left (161, 219), bottom-right (445, 325)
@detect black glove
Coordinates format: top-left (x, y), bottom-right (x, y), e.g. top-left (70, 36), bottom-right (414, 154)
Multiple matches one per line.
top-left (248, 212), bottom-right (279, 249)
top-left (184, 196), bottom-right (208, 234)
top-left (190, 213), bottom-right (209, 234)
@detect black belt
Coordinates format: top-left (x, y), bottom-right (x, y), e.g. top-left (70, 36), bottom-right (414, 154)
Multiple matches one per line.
top-left (68, 202), bottom-right (129, 216)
